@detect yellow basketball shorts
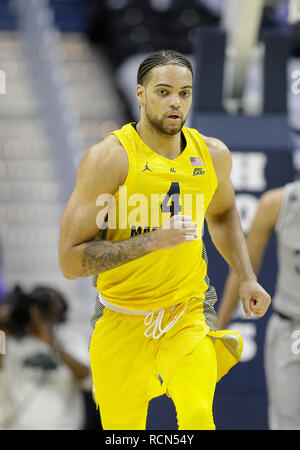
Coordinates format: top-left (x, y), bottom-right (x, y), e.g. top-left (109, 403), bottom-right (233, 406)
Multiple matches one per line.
top-left (89, 297), bottom-right (243, 430)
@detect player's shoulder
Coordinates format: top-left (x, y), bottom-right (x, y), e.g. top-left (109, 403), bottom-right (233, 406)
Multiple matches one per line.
top-left (197, 132), bottom-right (231, 177)
top-left (80, 134), bottom-right (128, 175)
top-left (199, 133), bottom-right (230, 157)
top-left (76, 133), bottom-right (128, 189)
top-left (84, 134), bottom-right (126, 166)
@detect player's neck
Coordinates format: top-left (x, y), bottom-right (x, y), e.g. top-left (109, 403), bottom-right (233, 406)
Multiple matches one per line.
top-left (135, 120), bottom-right (184, 160)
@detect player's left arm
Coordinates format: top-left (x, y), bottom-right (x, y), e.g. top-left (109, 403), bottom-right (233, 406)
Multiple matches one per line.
top-left (217, 187), bottom-right (283, 329)
top-left (204, 137), bottom-right (271, 320)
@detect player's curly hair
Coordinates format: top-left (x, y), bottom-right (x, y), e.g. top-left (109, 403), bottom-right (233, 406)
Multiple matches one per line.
top-left (137, 50), bottom-right (193, 86)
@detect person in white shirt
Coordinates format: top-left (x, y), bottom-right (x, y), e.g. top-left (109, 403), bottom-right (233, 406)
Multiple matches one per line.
top-left (0, 285), bottom-right (92, 430)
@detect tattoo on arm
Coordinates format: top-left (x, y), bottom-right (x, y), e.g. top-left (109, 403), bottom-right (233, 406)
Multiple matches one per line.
top-left (81, 233), bottom-right (155, 276)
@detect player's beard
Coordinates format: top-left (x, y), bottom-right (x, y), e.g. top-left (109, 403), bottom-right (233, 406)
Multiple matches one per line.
top-left (145, 105), bottom-right (186, 136)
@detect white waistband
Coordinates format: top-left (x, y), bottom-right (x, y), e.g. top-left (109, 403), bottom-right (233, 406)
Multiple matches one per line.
top-left (97, 294), bottom-right (150, 315)
top-left (97, 293), bottom-right (187, 339)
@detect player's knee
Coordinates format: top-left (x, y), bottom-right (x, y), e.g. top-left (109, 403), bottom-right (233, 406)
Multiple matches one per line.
top-left (177, 399), bottom-right (215, 430)
top-left (102, 416), bottom-right (147, 430)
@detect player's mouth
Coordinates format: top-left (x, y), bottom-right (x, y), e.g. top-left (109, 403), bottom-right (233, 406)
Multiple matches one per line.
top-left (166, 112), bottom-right (182, 122)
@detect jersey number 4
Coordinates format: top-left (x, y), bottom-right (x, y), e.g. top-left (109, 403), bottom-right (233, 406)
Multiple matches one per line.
top-left (161, 182), bottom-right (182, 217)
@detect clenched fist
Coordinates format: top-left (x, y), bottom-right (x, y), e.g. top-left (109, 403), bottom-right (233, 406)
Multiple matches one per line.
top-left (239, 279), bottom-right (271, 319)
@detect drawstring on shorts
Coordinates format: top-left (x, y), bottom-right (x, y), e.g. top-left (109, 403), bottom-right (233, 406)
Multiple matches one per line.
top-left (97, 293), bottom-right (188, 339)
top-left (144, 304), bottom-right (188, 339)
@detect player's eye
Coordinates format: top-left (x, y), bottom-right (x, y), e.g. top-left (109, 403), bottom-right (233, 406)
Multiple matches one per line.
top-left (157, 89), bottom-right (168, 95)
top-left (181, 91), bottom-right (191, 98)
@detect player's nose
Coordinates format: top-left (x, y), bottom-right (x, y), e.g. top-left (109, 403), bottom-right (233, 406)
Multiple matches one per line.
top-left (169, 94), bottom-right (181, 109)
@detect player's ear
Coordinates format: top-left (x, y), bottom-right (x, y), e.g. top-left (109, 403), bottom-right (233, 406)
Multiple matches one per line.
top-left (136, 84), bottom-right (144, 107)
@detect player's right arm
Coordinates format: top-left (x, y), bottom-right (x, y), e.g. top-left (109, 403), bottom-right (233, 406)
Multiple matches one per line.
top-left (216, 187), bottom-right (283, 329)
top-left (58, 136), bottom-right (197, 280)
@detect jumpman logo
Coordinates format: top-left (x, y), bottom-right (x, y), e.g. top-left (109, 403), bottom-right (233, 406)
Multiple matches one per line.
top-left (142, 162), bottom-right (153, 172)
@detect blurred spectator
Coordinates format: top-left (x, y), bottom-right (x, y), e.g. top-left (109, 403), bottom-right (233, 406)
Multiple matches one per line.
top-left (0, 285), bottom-right (97, 430)
top-left (85, 0), bottom-right (300, 121)
top-left (85, 0), bottom-right (220, 66)
top-left (85, 0), bottom-right (220, 120)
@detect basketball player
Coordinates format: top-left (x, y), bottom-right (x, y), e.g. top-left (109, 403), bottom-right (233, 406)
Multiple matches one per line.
top-left (217, 181), bottom-right (300, 429)
top-left (58, 50), bottom-right (271, 430)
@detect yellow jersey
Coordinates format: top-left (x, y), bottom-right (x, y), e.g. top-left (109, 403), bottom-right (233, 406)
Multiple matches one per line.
top-left (96, 122), bottom-right (218, 311)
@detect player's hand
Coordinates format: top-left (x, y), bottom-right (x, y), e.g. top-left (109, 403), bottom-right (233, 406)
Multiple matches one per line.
top-left (239, 280), bottom-right (271, 319)
top-left (152, 215), bottom-right (197, 249)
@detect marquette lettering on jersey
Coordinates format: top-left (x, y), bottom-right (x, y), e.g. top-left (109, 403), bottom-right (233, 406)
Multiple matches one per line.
top-left (95, 123), bottom-right (218, 311)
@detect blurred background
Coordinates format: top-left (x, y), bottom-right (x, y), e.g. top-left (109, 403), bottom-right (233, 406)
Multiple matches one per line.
top-left (0, 0), bottom-right (299, 430)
